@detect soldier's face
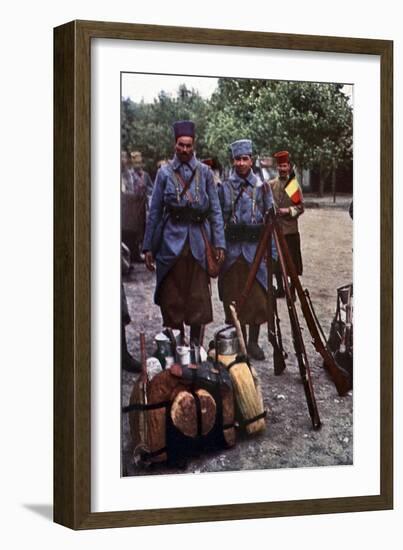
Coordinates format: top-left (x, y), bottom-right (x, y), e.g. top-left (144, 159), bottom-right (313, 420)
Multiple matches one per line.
top-left (278, 161), bottom-right (291, 179)
top-left (131, 157), bottom-right (142, 171)
top-left (233, 155), bottom-right (253, 177)
top-left (175, 136), bottom-right (194, 162)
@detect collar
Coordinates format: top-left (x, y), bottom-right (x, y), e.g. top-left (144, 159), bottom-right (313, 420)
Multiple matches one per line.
top-left (171, 154), bottom-right (198, 171)
top-left (229, 168), bottom-right (258, 188)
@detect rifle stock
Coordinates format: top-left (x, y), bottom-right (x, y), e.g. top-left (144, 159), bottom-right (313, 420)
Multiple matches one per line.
top-left (236, 211), bottom-right (272, 315)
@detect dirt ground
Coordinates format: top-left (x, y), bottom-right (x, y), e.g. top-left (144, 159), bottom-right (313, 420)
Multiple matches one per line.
top-left (122, 200), bottom-right (353, 476)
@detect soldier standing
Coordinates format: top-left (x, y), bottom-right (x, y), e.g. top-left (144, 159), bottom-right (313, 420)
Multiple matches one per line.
top-left (269, 150), bottom-right (304, 299)
top-left (143, 120), bottom-right (225, 345)
top-left (218, 139), bottom-right (275, 360)
top-left (121, 150), bottom-right (154, 264)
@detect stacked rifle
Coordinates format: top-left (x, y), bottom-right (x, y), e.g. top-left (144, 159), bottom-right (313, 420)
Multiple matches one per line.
top-left (237, 208), bottom-right (352, 430)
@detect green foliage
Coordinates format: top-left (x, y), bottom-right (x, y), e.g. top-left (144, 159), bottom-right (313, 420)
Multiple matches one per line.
top-left (121, 85), bottom-right (211, 176)
top-left (206, 79), bottom-right (352, 175)
top-left (121, 78), bottom-right (353, 182)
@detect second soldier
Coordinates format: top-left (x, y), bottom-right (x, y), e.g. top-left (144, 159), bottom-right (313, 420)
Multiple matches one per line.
top-left (218, 139), bottom-right (276, 360)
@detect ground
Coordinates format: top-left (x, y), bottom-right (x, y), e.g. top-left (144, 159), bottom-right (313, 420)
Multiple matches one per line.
top-left (122, 197), bottom-right (353, 476)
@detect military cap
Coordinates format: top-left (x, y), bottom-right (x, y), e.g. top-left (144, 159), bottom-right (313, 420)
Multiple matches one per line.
top-left (173, 120), bottom-right (195, 139)
top-left (230, 139), bottom-right (253, 158)
top-left (273, 150), bottom-right (290, 164)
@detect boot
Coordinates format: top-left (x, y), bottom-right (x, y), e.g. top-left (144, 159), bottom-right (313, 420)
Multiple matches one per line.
top-left (247, 324), bottom-right (265, 360)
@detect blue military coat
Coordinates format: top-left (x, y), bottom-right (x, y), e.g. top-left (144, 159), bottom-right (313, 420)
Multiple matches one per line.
top-left (218, 168), bottom-right (275, 291)
top-left (143, 154), bottom-right (226, 304)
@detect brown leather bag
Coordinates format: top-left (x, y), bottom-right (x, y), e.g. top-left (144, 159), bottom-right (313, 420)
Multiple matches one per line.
top-left (200, 225), bottom-right (220, 278)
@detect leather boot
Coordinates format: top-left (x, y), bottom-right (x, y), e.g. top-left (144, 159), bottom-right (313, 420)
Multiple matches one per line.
top-left (247, 324), bottom-right (265, 360)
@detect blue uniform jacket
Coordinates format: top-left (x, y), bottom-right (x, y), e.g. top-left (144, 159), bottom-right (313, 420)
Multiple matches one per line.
top-left (143, 154), bottom-right (226, 304)
top-left (218, 169), bottom-right (276, 291)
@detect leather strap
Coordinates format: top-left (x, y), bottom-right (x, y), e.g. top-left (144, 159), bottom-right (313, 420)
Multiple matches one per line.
top-left (241, 410), bottom-right (267, 427)
top-left (174, 166), bottom-right (197, 201)
top-left (122, 400), bottom-right (170, 414)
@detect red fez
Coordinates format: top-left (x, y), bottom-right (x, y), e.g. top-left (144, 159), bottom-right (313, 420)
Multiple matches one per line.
top-left (173, 120), bottom-right (195, 139)
top-left (202, 158), bottom-right (213, 167)
top-left (274, 150), bottom-right (290, 164)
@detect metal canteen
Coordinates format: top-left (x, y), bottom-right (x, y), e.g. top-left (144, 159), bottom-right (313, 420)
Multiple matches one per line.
top-left (176, 346), bottom-right (191, 366)
top-left (155, 330), bottom-right (181, 352)
top-left (154, 329), bottom-right (181, 367)
top-left (214, 325), bottom-right (239, 356)
top-left (154, 332), bottom-right (173, 356)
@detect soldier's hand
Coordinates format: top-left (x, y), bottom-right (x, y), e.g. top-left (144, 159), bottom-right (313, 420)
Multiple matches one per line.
top-left (277, 207), bottom-right (290, 216)
top-left (216, 248), bottom-right (225, 264)
top-left (144, 251), bottom-right (155, 272)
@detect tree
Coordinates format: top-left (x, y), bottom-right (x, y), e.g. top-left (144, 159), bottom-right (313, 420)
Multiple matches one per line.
top-left (121, 85), bottom-right (211, 177)
top-left (206, 79), bottom-right (353, 194)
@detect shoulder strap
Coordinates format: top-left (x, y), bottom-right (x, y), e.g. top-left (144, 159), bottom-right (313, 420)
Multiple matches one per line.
top-left (171, 164), bottom-right (198, 200)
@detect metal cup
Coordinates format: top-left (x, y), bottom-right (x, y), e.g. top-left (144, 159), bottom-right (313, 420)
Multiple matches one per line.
top-left (176, 346), bottom-right (191, 366)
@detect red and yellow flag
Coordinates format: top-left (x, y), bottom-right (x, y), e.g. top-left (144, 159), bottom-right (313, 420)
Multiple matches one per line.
top-left (285, 178), bottom-right (302, 205)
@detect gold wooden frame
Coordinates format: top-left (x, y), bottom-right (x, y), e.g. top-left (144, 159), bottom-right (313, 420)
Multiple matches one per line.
top-left (54, 20), bottom-right (393, 529)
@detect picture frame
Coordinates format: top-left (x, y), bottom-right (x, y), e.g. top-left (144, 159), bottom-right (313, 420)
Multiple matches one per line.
top-left (54, 19), bottom-right (393, 530)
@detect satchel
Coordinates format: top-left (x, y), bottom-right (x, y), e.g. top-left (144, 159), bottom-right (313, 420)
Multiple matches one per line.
top-left (200, 225), bottom-right (220, 278)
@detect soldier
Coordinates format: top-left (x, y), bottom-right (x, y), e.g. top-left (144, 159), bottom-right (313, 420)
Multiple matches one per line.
top-left (121, 281), bottom-right (141, 373)
top-left (143, 120), bottom-right (226, 345)
top-left (121, 150), bottom-right (153, 264)
top-left (269, 150), bottom-right (304, 299)
top-left (130, 150), bottom-right (154, 206)
top-left (218, 139), bottom-right (275, 360)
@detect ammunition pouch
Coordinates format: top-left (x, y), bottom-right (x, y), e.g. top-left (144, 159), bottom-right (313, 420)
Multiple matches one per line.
top-left (167, 205), bottom-right (210, 224)
top-left (225, 223), bottom-right (264, 243)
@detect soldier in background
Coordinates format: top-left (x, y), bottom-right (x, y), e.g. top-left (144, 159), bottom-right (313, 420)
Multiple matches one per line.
top-left (121, 244), bottom-right (141, 373)
top-left (121, 150), bottom-right (154, 264)
top-left (269, 150), bottom-right (304, 300)
top-left (202, 157), bottom-right (222, 187)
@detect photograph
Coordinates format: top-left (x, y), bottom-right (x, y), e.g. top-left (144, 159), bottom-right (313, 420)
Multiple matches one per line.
top-left (120, 72), bottom-right (354, 477)
top-left (53, 19), bottom-right (392, 529)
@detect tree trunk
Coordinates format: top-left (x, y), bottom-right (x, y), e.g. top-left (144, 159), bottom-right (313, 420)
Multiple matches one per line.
top-left (318, 162), bottom-right (325, 197)
top-left (332, 162), bottom-right (337, 203)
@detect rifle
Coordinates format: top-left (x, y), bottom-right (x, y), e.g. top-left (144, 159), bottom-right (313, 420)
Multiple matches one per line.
top-left (272, 225), bottom-right (321, 430)
top-left (273, 221), bottom-right (352, 396)
top-left (255, 161), bottom-right (287, 372)
top-left (236, 209), bottom-right (287, 376)
top-left (266, 230), bottom-right (287, 375)
top-left (237, 208), bottom-right (321, 429)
